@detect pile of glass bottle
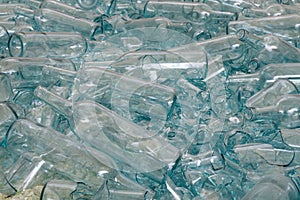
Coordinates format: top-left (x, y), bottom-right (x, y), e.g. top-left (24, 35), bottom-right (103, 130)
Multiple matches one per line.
top-left (0, 0), bottom-right (300, 199)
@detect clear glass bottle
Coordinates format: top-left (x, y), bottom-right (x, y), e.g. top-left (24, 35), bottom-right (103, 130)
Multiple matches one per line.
top-left (99, 15), bottom-right (191, 36)
top-left (144, 1), bottom-right (236, 24)
top-left (8, 32), bottom-right (88, 59)
top-left (33, 86), bottom-right (180, 175)
top-left (0, 61), bottom-right (75, 88)
top-left (40, 0), bottom-right (100, 21)
top-left (246, 94), bottom-right (300, 128)
top-left (3, 118), bottom-right (117, 191)
top-left (237, 29), bottom-right (300, 69)
top-left (34, 8), bottom-right (102, 39)
top-left (246, 79), bottom-right (298, 109)
top-left (240, 4), bottom-right (287, 19)
top-left (228, 14), bottom-right (300, 44)
top-left (109, 49), bottom-right (210, 150)
top-left (73, 67), bottom-right (177, 133)
top-left (228, 63), bottom-right (300, 91)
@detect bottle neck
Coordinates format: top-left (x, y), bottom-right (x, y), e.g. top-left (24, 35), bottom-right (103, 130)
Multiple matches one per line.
top-left (236, 29), bottom-right (265, 49)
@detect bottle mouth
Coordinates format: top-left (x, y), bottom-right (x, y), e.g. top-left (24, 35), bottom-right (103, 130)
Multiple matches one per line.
top-left (76, 0), bottom-right (98, 10)
top-left (236, 29), bottom-right (248, 41)
top-left (9, 33), bottom-right (24, 57)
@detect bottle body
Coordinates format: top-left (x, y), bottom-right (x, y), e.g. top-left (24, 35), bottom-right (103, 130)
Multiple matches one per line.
top-left (34, 8), bottom-right (102, 39)
top-left (228, 14), bottom-right (300, 44)
top-left (3, 119), bottom-right (116, 191)
top-left (40, 0), bottom-right (99, 21)
top-left (248, 94), bottom-right (300, 128)
top-left (8, 32), bottom-right (88, 59)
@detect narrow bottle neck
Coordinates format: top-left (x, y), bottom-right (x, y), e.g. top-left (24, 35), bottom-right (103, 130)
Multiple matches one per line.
top-left (236, 29), bottom-right (265, 49)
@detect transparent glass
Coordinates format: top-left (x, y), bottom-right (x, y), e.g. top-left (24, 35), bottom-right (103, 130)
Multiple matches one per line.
top-left (228, 62), bottom-right (300, 93)
top-left (40, 180), bottom-right (78, 200)
top-left (40, 0), bottom-right (99, 21)
top-left (144, 1), bottom-right (235, 37)
top-left (83, 40), bottom-right (125, 62)
top-left (95, 178), bottom-right (153, 200)
top-left (8, 32), bottom-right (87, 59)
top-left (281, 128), bottom-right (300, 148)
top-left (246, 79), bottom-right (298, 109)
top-left (73, 67), bottom-right (176, 132)
top-left (0, 25), bottom-right (10, 59)
top-left (0, 102), bottom-right (18, 144)
top-left (100, 15), bottom-right (191, 36)
top-left (170, 34), bottom-right (251, 71)
top-left (34, 86), bottom-right (180, 174)
top-left (3, 119), bottom-right (117, 191)
top-left (34, 8), bottom-right (102, 39)
top-left (110, 49), bottom-right (209, 149)
top-left (242, 173), bottom-right (299, 200)
top-left (0, 73), bottom-right (13, 102)
top-left (228, 14), bottom-right (300, 43)
top-left (233, 143), bottom-right (294, 167)
top-left (247, 94), bottom-right (300, 128)
top-left (0, 57), bottom-right (76, 88)
top-left (237, 29), bottom-right (300, 68)
top-left (105, 26), bottom-right (193, 50)
top-left (144, 1), bottom-right (235, 23)
top-left (76, 0), bottom-right (99, 10)
top-left (0, 4), bottom-right (29, 17)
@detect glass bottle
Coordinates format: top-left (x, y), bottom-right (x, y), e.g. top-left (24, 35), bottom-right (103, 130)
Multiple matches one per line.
top-left (169, 34), bottom-right (252, 71)
top-left (39, 65), bottom-right (177, 134)
top-left (237, 29), bottom-right (300, 70)
top-left (34, 8), bottom-right (102, 39)
top-left (109, 49), bottom-right (210, 149)
top-left (83, 40), bottom-right (125, 62)
top-left (228, 14), bottom-right (300, 44)
top-left (144, 1), bottom-right (236, 24)
top-left (228, 63), bottom-right (300, 91)
top-left (246, 79), bottom-right (298, 109)
top-left (242, 173), bottom-right (299, 200)
top-left (197, 0), bottom-right (244, 13)
top-left (240, 4), bottom-right (286, 19)
top-left (0, 59), bottom-right (76, 89)
top-left (246, 94), bottom-right (300, 128)
top-left (8, 32), bottom-right (88, 59)
top-left (233, 143), bottom-right (294, 168)
top-left (73, 67), bottom-right (177, 133)
top-left (2, 118), bottom-right (117, 191)
top-left (40, 0), bottom-right (100, 21)
top-left (33, 86), bottom-right (180, 175)
top-left (99, 15), bottom-right (191, 36)
top-left (110, 49), bottom-right (207, 81)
